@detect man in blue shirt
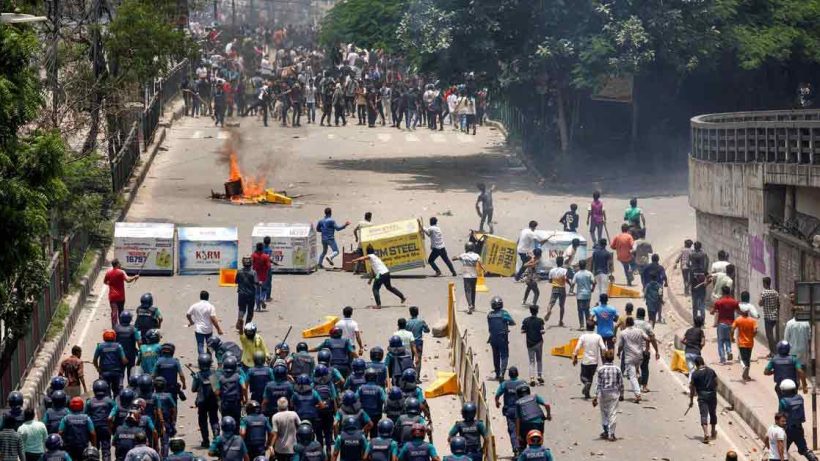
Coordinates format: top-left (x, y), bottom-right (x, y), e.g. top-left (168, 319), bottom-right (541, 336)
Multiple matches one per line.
top-left (406, 306), bottom-right (430, 372)
top-left (317, 207), bottom-right (350, 268)
top-left (590, 294), bottom-right (619, 349)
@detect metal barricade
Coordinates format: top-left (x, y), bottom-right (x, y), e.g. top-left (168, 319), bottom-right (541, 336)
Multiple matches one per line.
top-left (446, 282), bottom-right (498, 461)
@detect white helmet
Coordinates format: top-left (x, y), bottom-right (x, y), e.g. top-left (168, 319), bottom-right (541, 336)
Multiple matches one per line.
top-left (780, 379), bottom-right (797, 391)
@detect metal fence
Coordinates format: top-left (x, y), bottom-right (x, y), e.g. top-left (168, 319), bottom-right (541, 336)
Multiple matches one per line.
top-left (0, 232), bottom-right (90, 404)
top-left (691, 109), bottom-right (820, 164)
top-left (489, 98), bottom-right (553, 163)
top-left (446, 282), bottom-right (498, 461)
top-left (110, 122), bottom-right (141, 193)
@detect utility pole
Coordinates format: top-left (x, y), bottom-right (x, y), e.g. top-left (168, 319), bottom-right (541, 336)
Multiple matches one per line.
top-left (47, 0), bottom-right (61, 127)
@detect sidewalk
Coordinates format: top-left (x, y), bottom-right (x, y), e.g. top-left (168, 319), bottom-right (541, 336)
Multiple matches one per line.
top-left (665, 260), bottom-right (814, 456)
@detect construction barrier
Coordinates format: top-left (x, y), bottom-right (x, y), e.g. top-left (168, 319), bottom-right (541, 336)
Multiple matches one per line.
top-left (446, 282), bottom-right (498, 461)
top-left (302, 316), bottom-right (339, 338)
top-left (423, 371), bottom-right (459, 398)
top-left (670, 349), bottom-right (689, 374)
top-left (607, 283), bottom-right (642, 298)
top-left (218, 268), bottom-right (238, 287)
top-left (476, 267), bottom-right (489, 293)
top-left (550, 338), bottom-right (581, 359)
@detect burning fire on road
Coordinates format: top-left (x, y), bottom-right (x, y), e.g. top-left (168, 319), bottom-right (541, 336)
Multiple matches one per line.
top-left (211, 130), bottom-right (293, 205)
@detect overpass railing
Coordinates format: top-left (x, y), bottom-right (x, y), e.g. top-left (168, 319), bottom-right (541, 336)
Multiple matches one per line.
top-left (690, 109), bottom-right (820, 164)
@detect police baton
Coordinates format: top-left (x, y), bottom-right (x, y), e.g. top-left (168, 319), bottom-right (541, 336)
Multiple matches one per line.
top-left (684, 402), bottom-right (693, 416)
top-left (185, 363), bottom-right (197, 376)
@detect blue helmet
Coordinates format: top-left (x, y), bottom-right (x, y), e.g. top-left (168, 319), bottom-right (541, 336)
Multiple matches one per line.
top-left (119, 311), bottom-right (133, 325)
top-left (405, 397), bottom-right (420, 415)
top-left (46, 434), bottom-right (63, 450)
top-left (370, 346), bottom-right (384, 361)
top-left (119, 388), bottom-right (135, 407)
top-left (295, 374), bottom-right (312, 393)
top-left (377, 419), bottom-right (394, 438)
top-left (221, 416), bottom-right (237, 434)
top-left (50, 376), bottom-right (67, 391)
top-left (50, 390), bottom-right (67, 408)
top-left (273, 364), bottom-right (288, 380)
top-left (777, 340), bottom-right (791, 356)
top-left (296, 423), bottom-right (314, 444)
top-left (351, 358), bottom-right (366, 373)
top-left (343, 415), bottom-right (359, 432)
top-left (388, 336), bottom-right (402, 348)
top-left (8, 391), bottom-right (23, 408)
top-left (140, 293), bottom-right (153, 307)
top-left (341, 390), bottom-right (357, 407)
top-left (461, 402), bottom-right (477, 421)
top-left (314, 364), bottom-right (329, 378)
top-left (450, 436), bottom-right (467, 454)
top-left (92, 379), bottom-right (110, 397)
top-left (317, 349), bottom-right (331, 365)
top-left (401, 368), bottom-right (417, 384)
top-left (387, 387), bottom-right (403, 401)
top-left (223, 355), bottom-right (238, 373)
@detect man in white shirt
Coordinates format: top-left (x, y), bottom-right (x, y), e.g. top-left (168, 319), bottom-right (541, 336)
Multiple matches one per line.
top-left (186, 290), bottom-right (224, 354)
top-left (573, 321), bottom-right (606, 399)
top-left (336, 306), bottom-right (364, 356)
top-left (453, 242), bottom-right (484, 313)
top-left (424, 217), bottom-right (457, 277)
top-left (515, 220), bottom-right (540, 281)
top-left (352, 247), bottom-right (406, 308)
top-left (393, 318), bottom-right (416, 351)
top-left (764, 413), bottom-right (787, 460)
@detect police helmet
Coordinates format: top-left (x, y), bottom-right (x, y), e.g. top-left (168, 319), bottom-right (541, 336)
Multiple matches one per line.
top-left (103, 330), bottom-right (116, 342)
top-left (119, 388), bottom-right (135, 406)
top-left (273, 364), bottom-right (288, 380)
top-left (516, 385), bottom-right (531, 397)
top-left (777, 340), bottom-right (791, 356)
top-left (223, 356), bottom-right (239, 373)
top-left (370, 346), bottom-right (384, 361)
top-left (7, 391), bottom-right (23, 408)
top-left (317, 349), bottom-right (331, 365)
top-left (508, 366), bottom-right (519, 379)
top-left (388, 336), bottom-right (403, 348)
top-left (50, 376), bottom-right (67, 391)
top-left (69, 396), bottom-right (84, 412)
top-left (82, 446), bottom-right (100, 461)
top-left (411, 423), bottom-right (426, 439)
top-left (314, 364), bottom-right (329, 379)
top-left (377, 419), bottom-right (394, 438)
top-left (296, 423), bottom-right (315, 444)
top-left (92, 379), bottom-right (110, 397)
top-left (140, 293), bottom-right (153, 307)
top-left (137, 374), bottom-right (154, 393)
top-left (780, 379), bottom-right (797, 392)
top-left (51, 390), bottom-right (67, 407)
top-left (119, 311), bottom-right (133, 325)
top-left (526, 430), bottom-right (543, 446)
top-left (144, 329), bottom-right (160, 344)
top-left (253, 351), bottom-right (266, 366)
top-left (45, 434), bottom-right (63, 450)
top-left (490, 296), bottom-right (503, 310)
top-left (221, 416), bottom-right (237, 434)
top-left (246, 400), bottom-right (261, 414)
top-left (277, 343), bottom-right (290, 354)
top-left (461, 402), bottom-right (477, 421)
top-left (296, 342), bottom-right (309, 353)
top-left (198, 353), bottom-right (213, 369)
top-left (329, 327), bottom-right (342, 339)
top-left (364, 368), bottom-right (378, 383)
top-left (169, 438), bottom-right (185, 453)
top-left (450, 436), bottom-right (467, 454)
top-left (388, 387), bottom-right (403, 401)
top-left (207, 336), bottom-right (222, 350)
top-left (405, 397), bottom-right (420, 415)
top-left (351, 358), bottom-right (366, 373)
top-left (342, 415), bottom-right (358, 432)
top-left (161, 343), bottom-right (175, 355)
top-left (128, 373), bottom-right (141, 389)
top-left (342, 390), bottom-right (357, 407)
top-left (295, 374), bottom-right (312, 392)
top-left (401, 368), bottom-right (417, 384)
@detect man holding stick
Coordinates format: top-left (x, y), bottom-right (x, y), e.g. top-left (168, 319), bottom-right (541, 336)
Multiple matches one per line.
top-left (104, 259), bottom-right (139, 328)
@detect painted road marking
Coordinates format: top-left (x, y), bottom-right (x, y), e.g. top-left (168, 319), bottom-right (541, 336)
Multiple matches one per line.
top-left (192, 131), bottom-right (202, 139)
top-left (430, 133), bottom-right (446, 143)
top-left (217, 131), bottom-right (230, 139)
top-left (456, 135), bottom-right (475, 143)
top-left (377, 133), bottom-right (392, 142)
top-left (405, 134), bottom-right (419, 142)
top-left (328, 133), bottom-right (337, 139)
top-left (77, 285), bottom-right (107, 346)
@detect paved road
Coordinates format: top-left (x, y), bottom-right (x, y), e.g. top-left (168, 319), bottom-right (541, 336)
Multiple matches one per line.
top-left (58, 112), bottom-right (759, 459)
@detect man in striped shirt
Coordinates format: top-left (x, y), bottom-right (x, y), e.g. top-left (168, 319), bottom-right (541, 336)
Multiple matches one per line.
top-left (591, 350), bottom-right (623, 441)
top-left (0, 418), bottom-right (24, 461)
top-left (759, 277), bottom-right (781, 356)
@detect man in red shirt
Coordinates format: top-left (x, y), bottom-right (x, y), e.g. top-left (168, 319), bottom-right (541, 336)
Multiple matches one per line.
top-left (610, 224), bottom-right (635, 286)
top-left (251, 242), bottom-right (271, 311)
top-left (710, 285), bottom-right (739, 364)
top-left (103, 258), bottom-right (138, 327)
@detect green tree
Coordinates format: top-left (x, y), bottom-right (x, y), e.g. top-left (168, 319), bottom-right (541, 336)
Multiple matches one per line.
top-left (319, 0), bottom-right (409, 53)
top-left (0, 23), bottom-right (68, 341)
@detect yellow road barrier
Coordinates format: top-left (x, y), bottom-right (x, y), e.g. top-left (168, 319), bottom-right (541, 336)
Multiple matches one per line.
top-left (302, 316), bottom-right (339, 338)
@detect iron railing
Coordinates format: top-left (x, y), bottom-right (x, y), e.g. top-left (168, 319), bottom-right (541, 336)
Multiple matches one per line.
top-left (110, 122), bottom-right (141, 193)
top-left (691, 109), bottom-right (820, 164)
top-left (447, 282), bottom-right (498, 461)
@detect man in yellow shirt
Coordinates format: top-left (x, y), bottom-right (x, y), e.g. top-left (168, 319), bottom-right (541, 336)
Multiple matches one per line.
top-left (239, 322), bottom-right (270, 368)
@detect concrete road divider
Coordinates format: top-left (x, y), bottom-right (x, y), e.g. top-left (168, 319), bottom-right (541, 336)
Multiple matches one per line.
top-left (424, 371), bottom-right (459, 398)
top-left (607, 283), bottom-right (642, 298)
top-left (302, 315), bottom-right (339, 338)
top-left (551, 338), bottom-right (581, 358)
top-left (670, 349), bottom-right (689, 374)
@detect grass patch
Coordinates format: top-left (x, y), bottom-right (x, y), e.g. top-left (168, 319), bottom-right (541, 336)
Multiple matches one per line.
top-left (45, 301), bottom-right (71, 341)
top-left (70, 250), bottom-right (97, 291)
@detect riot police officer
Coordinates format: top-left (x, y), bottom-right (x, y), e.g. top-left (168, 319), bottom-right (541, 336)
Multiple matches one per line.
top-left (384, 388), bottom-right (405, 425)
top-left (130, 400), bottom-right (159, 449)
top-left (112, 410), bottom-right (142, 461)
top-left (208, 417), bottom-right (249, 461)
top-left (134, 292), bottom-right (162, 338)
top-left (314, 327), bottom-right (355, 378)
top-left (399, 369), bottom-right (430, 420)
top-left (167, 438), bottom-right (196, 461)
top-left (764, 340), bottom-right (809, 399)
top-left (247, 352), bottom-right (274, 404)
top-left (136, 374), bottom-right (159, 428)
top-left (444, 437), bottom-right (471, 461)
top-left (493, 367), bottom-right (525, 455)
top-left (43, 434), bottom-right (71, 461)
top-left (487, 296), bottom-right (515, 381)
top-left (59, 397), bottom-right (97, 461)
top-left (290, 342), bottom-right (316, 379)
top-left (115, 311), bottom-right (141, 378)
top-left (513, 386), bottom-right (551, 448)
top-left (218, 356), bottom-right (248, 423)
top-left (138, 329), bottom-right (162, 375)
top-left (191, 353), bottom-right (220, 448)
top-left (153, 343), bottom-right (187, 403)
top-left (367, 346), bottom-right (388, 388)
top-left (85, 380), bottom-right (116, 461)
top-left (357, 369), bottom-right (386, 437)
top-left (386, 336), bottom-right (414, 387)
top-left (331, 416), bottom-right (367, 461)
top-left (207, 336), bottom-right (244, 366)
top-left (294, 423), bottom-right (326, 461)
top-left (240, 401), bottom-right (272, 459)
top-left (516, 430), bottom-right (553, 461)
top-left (344, 359), bottom-right (368, 392)
top-left (262, 363), bottom-right (294, 417)
top-left (778, 378), bottom-right (818, 461)
top-left (369, 419), bottom-right (398, 461)
top-left (313, 364), bottom-right (338, 455)
top-left (44, 390), bottom-right (69, 434)
top-left (447, 402), bottom-right (487, 461)
top-left (334, 391), bottom-right (372, 435)
top-left (293, 375), bottom-right (323, 436)
top-left (93, 330), bottom-right (128, 396)
top-left (152, 376), bottom-right (178, 458)
top-left (396, 424), bottom-right (439, 461)
top-left (316, 349), bottom-right (345, 391)
top-left (113, 388), bottom-right (135, 427)
top-left (394, 398), bottom-right (427, 448)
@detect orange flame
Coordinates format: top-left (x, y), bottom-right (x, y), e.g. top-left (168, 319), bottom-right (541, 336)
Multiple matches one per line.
top-left (225, 138), bottom-right (266, 199)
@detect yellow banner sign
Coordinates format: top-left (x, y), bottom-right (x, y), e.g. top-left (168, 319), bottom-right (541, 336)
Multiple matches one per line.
top-left (360, 219), bottom-right (426, 273)
top-left (480, 234), bottom-right (517, 277)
